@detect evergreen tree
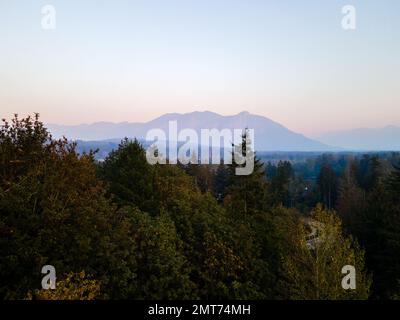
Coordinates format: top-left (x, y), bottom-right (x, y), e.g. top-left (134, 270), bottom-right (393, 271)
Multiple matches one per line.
top-left (224, 131), bottom-right (269, 217)
top-left (362, 163), bottom-right (400, 298)
top-left (317, 164), bottom-right (338, 209)
top-left (98, 138), bottom-right (155, 213)
top-left (269, 161), bottom-right (294, 206)
top-left (336, 162), bottom-right (366, 234)
top-left (213, 163), bottom-right (228, 202)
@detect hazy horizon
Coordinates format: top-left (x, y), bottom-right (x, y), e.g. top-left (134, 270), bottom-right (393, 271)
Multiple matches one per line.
top-left (42, 110), bottom-right (400, 151)
top-left (1, 1), bottom-right (400, 136)
top-left (40, 109), bottom-right (400, 139)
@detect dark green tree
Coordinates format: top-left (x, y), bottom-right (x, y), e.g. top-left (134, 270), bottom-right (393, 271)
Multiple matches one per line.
top-left (224, 131), bottom-right (269, 217)
top-left (98, 138), bottom-right (155, 213)
top-left (317, 164), bottom-right (338, 209)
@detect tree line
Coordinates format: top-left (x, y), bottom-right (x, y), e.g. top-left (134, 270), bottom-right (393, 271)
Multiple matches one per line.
top-left (1, 114), bottom-right (398, 299)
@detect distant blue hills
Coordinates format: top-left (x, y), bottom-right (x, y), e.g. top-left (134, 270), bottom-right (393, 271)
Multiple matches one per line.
top-left (47, 111), bottom-right (400, 156)
top-left (48, 111), bottom-right (335, 152)
top-left (316, 126), bottom-right (400, 151)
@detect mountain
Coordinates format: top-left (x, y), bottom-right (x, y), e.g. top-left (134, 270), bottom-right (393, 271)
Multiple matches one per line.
top-left (47, 111), bottom-right (334, 151)
top-left (317, 126), bottom-right (400, 151)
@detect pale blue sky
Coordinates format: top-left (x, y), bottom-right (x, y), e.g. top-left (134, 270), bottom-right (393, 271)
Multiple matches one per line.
top-left (1, 0), bottom-right (399, 135)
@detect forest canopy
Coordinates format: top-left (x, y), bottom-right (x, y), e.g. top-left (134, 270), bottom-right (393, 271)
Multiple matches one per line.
top-left (2, 114), bottom-right (400, 300)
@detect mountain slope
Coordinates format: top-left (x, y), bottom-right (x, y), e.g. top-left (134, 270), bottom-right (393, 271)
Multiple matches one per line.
top-left (48, 111), bottom-right (333, 151)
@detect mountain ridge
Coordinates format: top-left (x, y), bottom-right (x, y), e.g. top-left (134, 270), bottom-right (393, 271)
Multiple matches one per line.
top-left (47, 111), bottom-right (336, 151)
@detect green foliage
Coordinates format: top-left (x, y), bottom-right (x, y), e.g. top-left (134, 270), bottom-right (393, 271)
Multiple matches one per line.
top-left (0, 115), bottom-right (116, 299)
top-left (277, 204), bottom-right (371, 299)
top-left (317, 164), bottom-right (338, 209)
top-left (336, 162), bottom-right (366, 234)
top-left (359, 164), bottom-right (400, 298)
top-left (98, 138), bottom-right (154, 212)
top-left (224, 134), bottom-right (269, 217)
top-left (114, 207), bottom-right (196, 299)
top-left (268, 161), bottom-right (294, 206)
top-left (0, 114), bottom-right (388, 300)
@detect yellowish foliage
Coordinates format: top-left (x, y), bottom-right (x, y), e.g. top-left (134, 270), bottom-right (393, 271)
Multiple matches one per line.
top-left (27, 271), bottom-right (101, 300)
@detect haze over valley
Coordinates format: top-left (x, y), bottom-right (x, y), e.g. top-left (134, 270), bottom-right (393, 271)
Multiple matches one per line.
top-left (47, 111), bottom-right (400, 152)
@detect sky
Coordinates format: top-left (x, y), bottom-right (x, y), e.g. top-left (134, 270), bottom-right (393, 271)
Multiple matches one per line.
top-left (1, 0), bottom-right (400, 136)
